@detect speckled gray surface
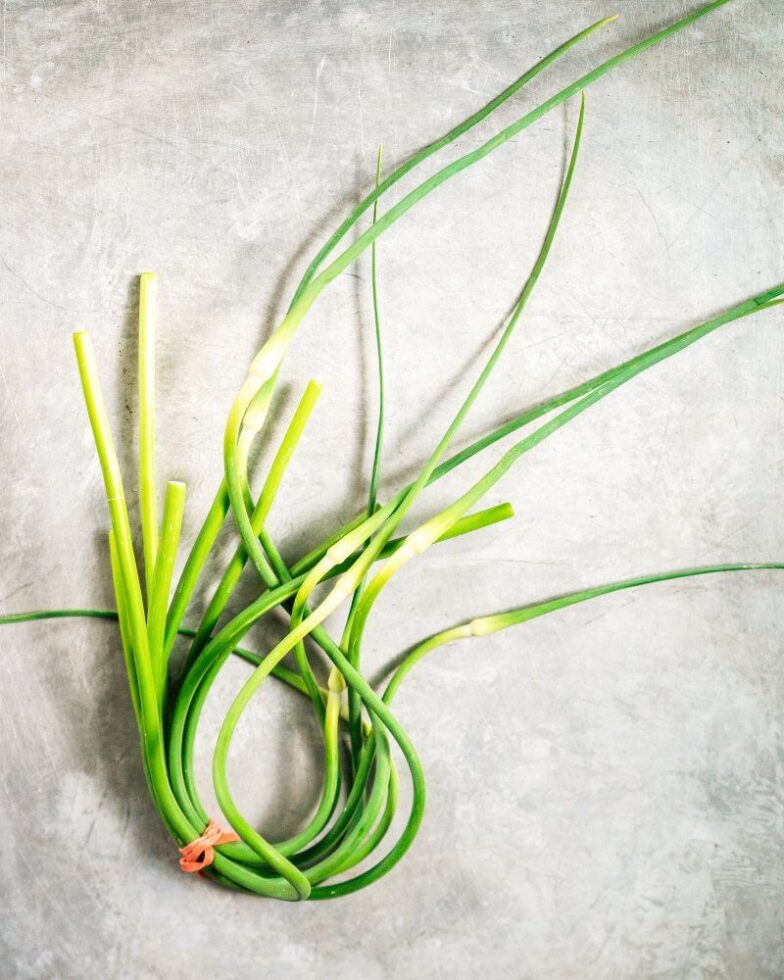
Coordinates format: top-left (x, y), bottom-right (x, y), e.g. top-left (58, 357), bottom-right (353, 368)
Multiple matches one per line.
top-left (1, 1), bottom-right (783, 977)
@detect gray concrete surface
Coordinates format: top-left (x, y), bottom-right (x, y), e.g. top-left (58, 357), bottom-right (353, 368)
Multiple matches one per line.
top-left (1, 1), bottom-right (783, 977)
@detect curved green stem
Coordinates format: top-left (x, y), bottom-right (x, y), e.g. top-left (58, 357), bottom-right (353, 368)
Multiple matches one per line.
top-left (384, 563), bottom-right (784, 703)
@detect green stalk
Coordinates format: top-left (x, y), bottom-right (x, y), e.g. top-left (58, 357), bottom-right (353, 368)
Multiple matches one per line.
top-left (383, 564), bottom-right (784, 702)
top-left (368, 145), bottom-right (386, 516)
top-left (147, 481), bottom-right (186, 697)
top-left (108, 531), bottom-right (142, 727)
top-left (164, 482), bottom-right (230, 656)
top-left (138, 272), bottom-right (159, 598)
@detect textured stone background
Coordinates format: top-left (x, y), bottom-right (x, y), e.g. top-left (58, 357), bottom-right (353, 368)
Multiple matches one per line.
top-left (1, 1), bottom-right (782, 977)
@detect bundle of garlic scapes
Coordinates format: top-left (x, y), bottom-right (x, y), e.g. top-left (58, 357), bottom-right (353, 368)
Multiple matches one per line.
top-left (4, 0), bottom-right (782, 900)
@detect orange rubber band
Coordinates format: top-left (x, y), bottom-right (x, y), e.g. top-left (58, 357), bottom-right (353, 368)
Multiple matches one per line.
top-left (179, 819), bottom-right (240, 873)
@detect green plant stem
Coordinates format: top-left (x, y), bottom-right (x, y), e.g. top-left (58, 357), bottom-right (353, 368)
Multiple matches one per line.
top-left (368, 145), bottom-right (386, 516)
top-left (384, 563), bottom-right (784, 702)
top-left (164, 483), bottom-right (229, 656)
top-left (147, 481), bottom-right (186, 699)
top-left (138, 272), bottom-right (159, 598)
top-left (108, 531), bottom-right (142, 727)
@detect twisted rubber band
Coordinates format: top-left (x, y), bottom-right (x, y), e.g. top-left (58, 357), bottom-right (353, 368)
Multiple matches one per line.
top-left (179, 819), bottom-right (240, 873)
